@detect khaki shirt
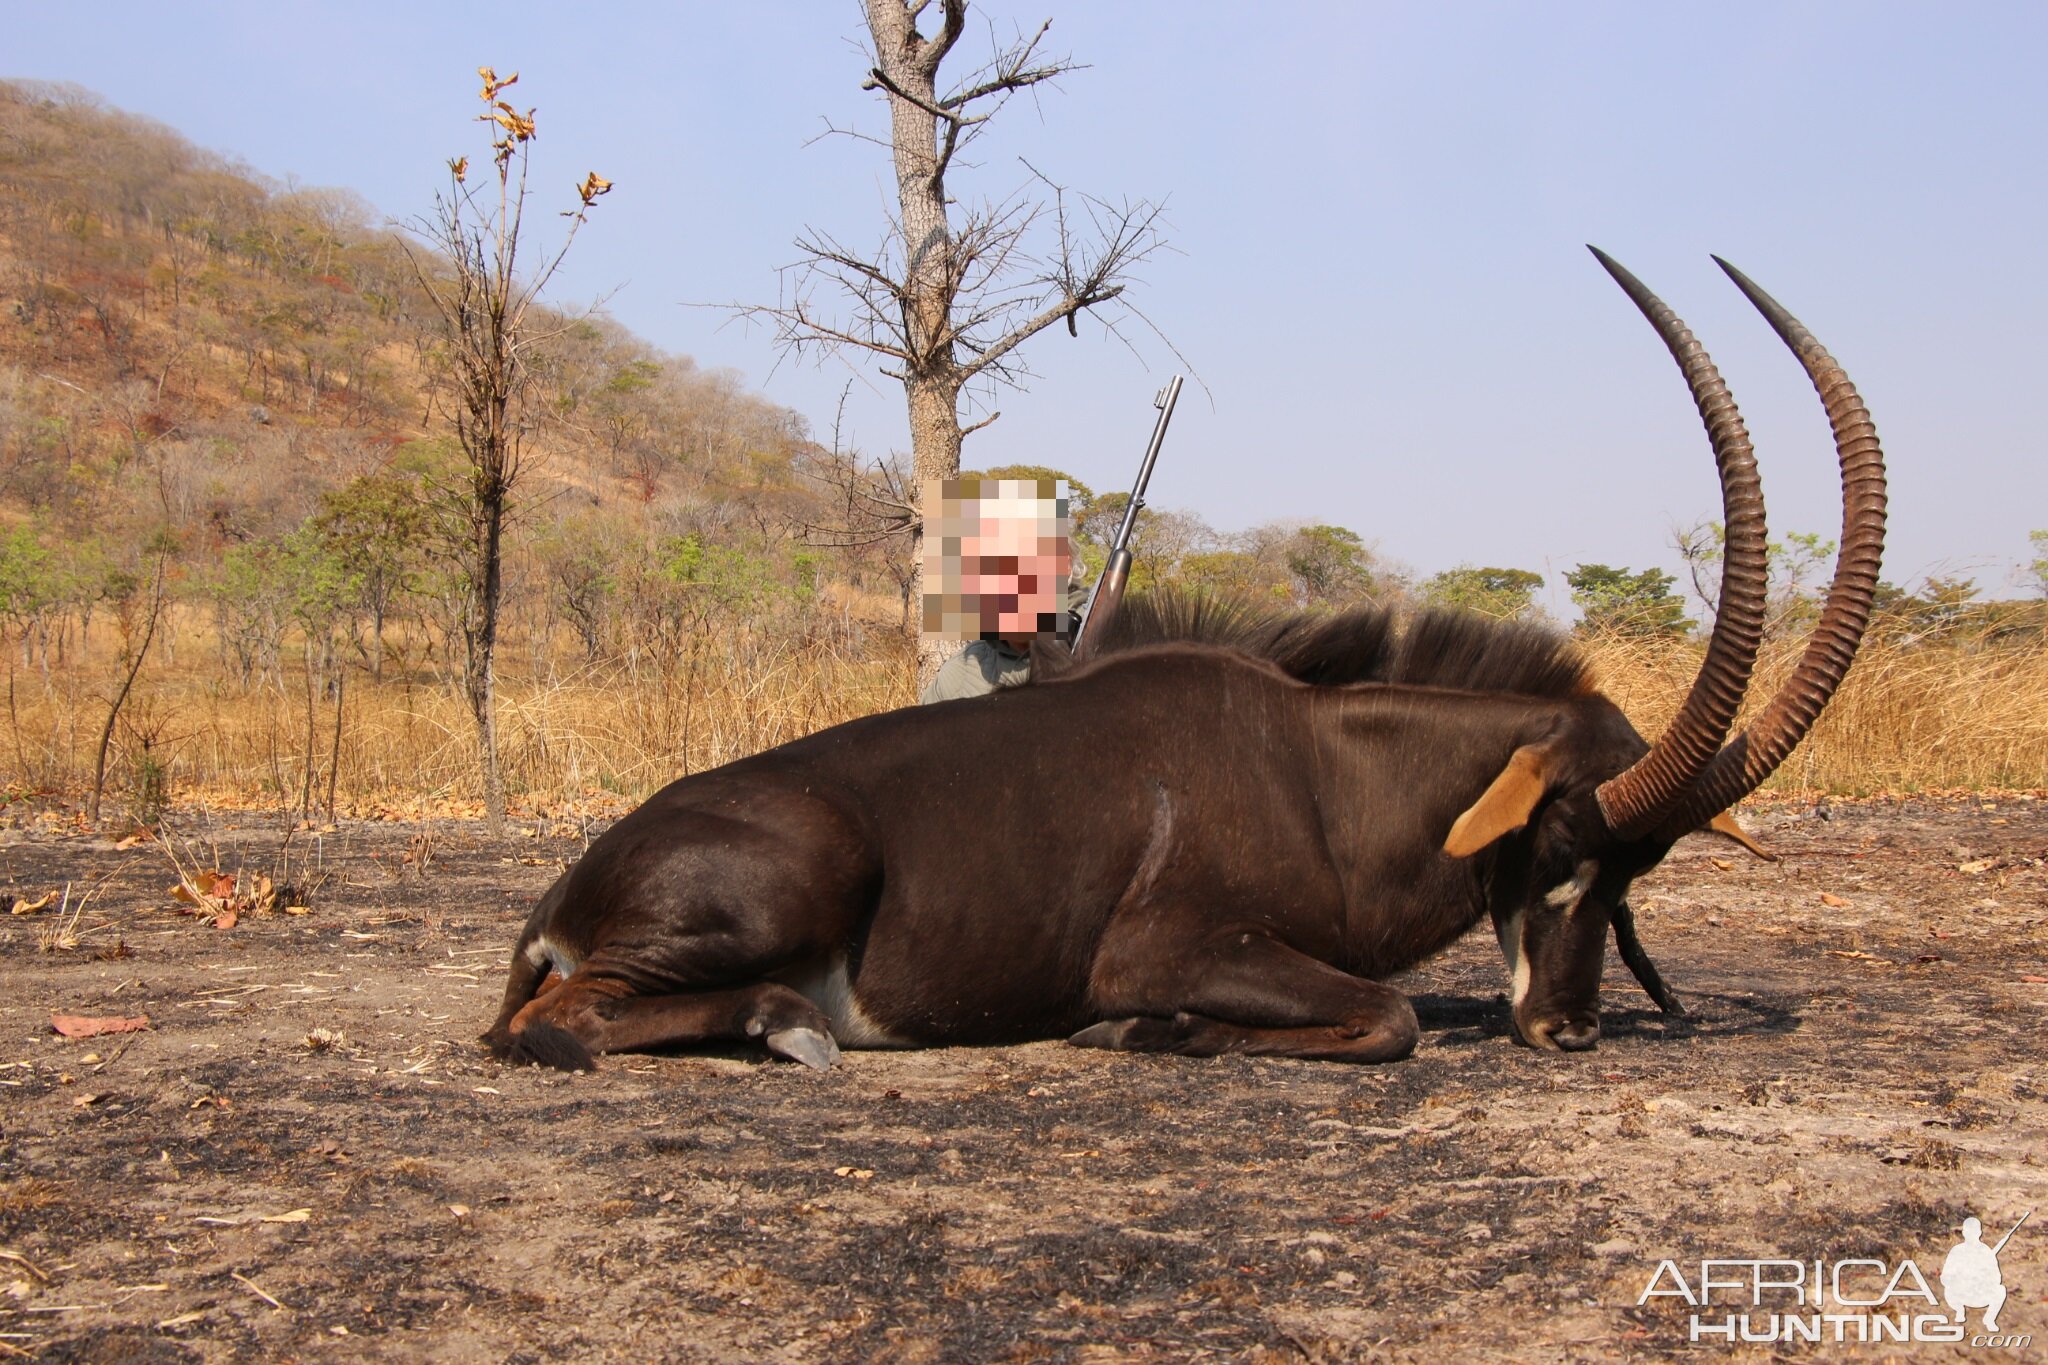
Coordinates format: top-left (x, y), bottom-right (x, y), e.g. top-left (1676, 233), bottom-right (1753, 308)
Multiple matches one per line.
top-left (920, 639), bottom-right (1034, 704)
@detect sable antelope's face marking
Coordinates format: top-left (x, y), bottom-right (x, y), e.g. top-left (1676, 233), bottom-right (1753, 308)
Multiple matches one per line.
top-left (1512, 858), bottom-right (1615, 1051)
top-left (1543, 862), bottom-right (1599, 911)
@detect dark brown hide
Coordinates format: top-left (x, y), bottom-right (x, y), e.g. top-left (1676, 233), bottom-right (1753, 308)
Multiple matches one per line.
top-left (488, 631), bottom-right (1652, 1069)
top-left (489, 253), bottom-right (1885, 1071)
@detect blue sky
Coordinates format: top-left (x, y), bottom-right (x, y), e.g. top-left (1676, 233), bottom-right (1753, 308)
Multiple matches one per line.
top-left (10, 2), bottom-right (2045, 611)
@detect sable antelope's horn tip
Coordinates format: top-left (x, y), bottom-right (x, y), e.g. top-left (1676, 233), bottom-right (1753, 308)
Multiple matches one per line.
top-left (1710, 256), bottom-right (1783, 316)
top-left (1586, 246), bottom-right (1657, 301)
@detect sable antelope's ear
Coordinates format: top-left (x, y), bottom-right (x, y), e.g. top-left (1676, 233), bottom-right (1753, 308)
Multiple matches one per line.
top-left (1444, 745), bottom-right (1554, 858)
top-left (1706, 810), bottom-right (1776, 861)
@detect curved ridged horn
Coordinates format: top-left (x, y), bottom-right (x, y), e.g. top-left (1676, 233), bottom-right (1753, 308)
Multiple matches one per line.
top-left (1653, 260), bottom-right (1887, 837)
top-left (1589, 249), bottom-right (1772, 839)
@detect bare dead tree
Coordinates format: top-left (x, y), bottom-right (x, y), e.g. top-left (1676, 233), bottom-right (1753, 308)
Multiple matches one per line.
top-left (743, 1), bottom-right (1172, 679)
top-left (399, 67), bottom-right (609, 835)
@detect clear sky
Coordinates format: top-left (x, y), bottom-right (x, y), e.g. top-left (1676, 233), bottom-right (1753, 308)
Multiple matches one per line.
top-left (9, 2), bottom-right (2045, 612)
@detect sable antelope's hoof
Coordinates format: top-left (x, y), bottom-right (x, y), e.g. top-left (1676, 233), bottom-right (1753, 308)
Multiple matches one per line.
top-left (1067, 1019), bottom-right (1128, 1050)
top-left (766, 1027), bottom-right (840, 1071)
top-left (1067, 1017), bottom-right (1178, 1051)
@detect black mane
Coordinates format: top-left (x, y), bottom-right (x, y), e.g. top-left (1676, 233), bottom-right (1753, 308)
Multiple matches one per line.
top-left (1050, 590), bottom-right (1593, 700)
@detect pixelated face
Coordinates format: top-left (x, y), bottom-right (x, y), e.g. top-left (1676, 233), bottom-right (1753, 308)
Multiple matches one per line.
top-left (921, 477), bottom-right (1072, 641)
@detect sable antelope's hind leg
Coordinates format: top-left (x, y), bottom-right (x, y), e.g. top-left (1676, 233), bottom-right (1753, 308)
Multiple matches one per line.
top-left (1071, 1006), bottom-right (1417, 1062)
top-left (1075, 932), bottom-right (1419, 1063)
top-left (504, 972), bottom-right (841, 1071)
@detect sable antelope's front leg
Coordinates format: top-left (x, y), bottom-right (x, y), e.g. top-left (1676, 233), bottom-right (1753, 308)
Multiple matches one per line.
top-left (1072, 929), bottom-right (1419, 1063)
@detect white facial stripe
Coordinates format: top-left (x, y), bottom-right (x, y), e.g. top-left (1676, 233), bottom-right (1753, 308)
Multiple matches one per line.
top-left (1543, 859), bottom-right (1601, 913)
top-left (1498, 910), bottom-right (1531, 1009)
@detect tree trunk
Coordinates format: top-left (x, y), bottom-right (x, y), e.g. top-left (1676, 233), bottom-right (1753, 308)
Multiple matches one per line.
top-left (869, 1), bottom-right (969, 688)
top-left (469, 483), bottom-right (508, 835)
top-left (907, 376), bottom-right (965, 683)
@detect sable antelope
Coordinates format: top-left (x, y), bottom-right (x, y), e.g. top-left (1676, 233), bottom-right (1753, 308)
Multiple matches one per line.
top-left (486, 250), bottom-right (1885, 1070)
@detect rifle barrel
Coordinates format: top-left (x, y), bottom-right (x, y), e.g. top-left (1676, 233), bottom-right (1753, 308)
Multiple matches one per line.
top-left (1106, 375), bottom-right (1183, 553)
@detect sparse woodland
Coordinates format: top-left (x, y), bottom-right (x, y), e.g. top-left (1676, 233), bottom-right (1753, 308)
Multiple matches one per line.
top-left (0, 79), bottom-right (2042, 828)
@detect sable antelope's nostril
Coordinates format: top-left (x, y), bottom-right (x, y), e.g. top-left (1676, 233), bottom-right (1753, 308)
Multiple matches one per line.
top-left (1552, 1018), bottom-right (1600, 1051)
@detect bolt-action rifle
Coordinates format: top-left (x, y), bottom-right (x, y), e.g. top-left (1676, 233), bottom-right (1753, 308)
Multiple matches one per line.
top-left (1073, 374), bottom-right (1182, 656)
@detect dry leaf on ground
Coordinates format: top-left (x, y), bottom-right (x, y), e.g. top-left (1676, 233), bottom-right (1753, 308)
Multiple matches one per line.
top-left (50, 1014), bottom-right (151, 1038)
top-left (169, 870), bottom-right (275, 927)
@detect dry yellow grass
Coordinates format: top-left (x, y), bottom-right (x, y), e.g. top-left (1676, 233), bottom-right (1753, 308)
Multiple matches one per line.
top-left (1578, 631), bottom-right (2048, 795)
top-left (3, 611), bottom-right (915, 820)
top-left (4, 610), bottom-right (2043, 824)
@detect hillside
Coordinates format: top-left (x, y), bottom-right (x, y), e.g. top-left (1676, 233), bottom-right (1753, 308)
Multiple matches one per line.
top-left (0, 79), bottom-right (828, 556)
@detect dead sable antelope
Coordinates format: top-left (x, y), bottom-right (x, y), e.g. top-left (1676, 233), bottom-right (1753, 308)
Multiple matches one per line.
top-left (487, 249), bottom-right (1885, 1072)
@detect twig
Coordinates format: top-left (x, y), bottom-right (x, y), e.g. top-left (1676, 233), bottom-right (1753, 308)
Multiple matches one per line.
top-left (230, 1271), bottom-right (286, 1310)
top-left (0, 1248), bottom-right (49, 1282)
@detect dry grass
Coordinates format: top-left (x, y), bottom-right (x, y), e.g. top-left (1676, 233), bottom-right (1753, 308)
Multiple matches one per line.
top-left (3, 610), bottom-right (2043, 823)
top-left (2, 610), bottom-right (917, 819)
top-left (1579, 631), bottom-right (2048, 795)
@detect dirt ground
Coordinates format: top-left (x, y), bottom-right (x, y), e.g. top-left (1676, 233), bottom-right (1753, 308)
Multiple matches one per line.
top-left (1, 795), bottom-right (2043, 1363)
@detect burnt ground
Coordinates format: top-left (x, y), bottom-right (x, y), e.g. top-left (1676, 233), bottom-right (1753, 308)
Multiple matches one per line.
top-left (0, 797), bottom-right (2043, 1363)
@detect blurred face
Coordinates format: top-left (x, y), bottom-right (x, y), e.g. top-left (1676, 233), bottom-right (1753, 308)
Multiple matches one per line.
top-left (921, 478), bottom-right (1073, 642)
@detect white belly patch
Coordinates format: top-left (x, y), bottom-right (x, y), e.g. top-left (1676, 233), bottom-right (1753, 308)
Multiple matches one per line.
top-left (776, 953), bottom-right (912, 1049)
top-left (530, 933), bottom-right (583, 978)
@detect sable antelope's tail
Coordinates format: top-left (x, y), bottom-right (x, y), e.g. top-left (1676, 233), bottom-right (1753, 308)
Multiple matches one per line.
top-left (482, 944), bottom-right (548, 1060)
top-left (506, 1018), bottom-right (596, 1072)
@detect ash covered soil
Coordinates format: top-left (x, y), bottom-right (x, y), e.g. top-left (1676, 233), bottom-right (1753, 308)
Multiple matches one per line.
top-left (1, 797), bottom-right (2044, 1363)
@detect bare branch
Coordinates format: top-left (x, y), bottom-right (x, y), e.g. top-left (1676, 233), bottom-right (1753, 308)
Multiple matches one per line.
top-left (803, 117), bottom-right (895, 155)
top-left (916, 0), bottom-right (969, 80)
top-left (943, 20), bottom-right (1062, 110)
top-left (862, 65), bottom-right (977, 128)
top-left (732, 297), bottom-right (913, 365)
